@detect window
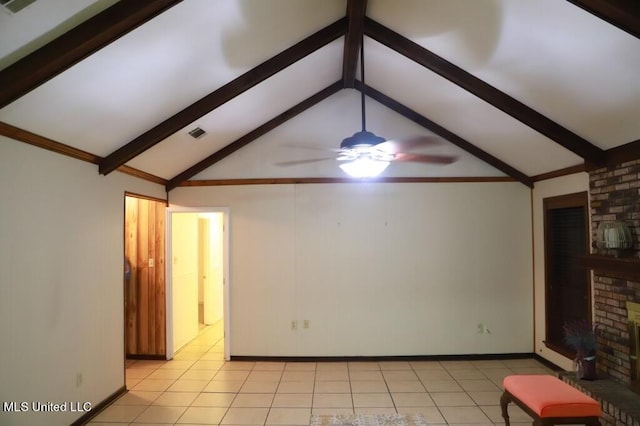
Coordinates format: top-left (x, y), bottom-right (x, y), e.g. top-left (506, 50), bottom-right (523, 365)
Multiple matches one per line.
top-left (543, 192), bottom-right (591, 357)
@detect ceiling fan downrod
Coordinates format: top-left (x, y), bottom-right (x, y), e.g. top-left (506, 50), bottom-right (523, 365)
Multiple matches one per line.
top-left (340, 34), bottom-right (386, 150)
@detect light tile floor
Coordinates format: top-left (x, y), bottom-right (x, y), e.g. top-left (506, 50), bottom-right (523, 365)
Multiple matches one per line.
top-left (89, 323), bottom-right (555, 425)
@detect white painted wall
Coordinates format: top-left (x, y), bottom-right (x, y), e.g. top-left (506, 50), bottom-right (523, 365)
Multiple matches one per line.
top-left (171, 181), bottom-right (534, 356)
top-left (0, 137), bottom-right (165, 426)
top-left (170, 213), bottom-right (200, 352)
top-left (532, 172), bottom-right (590, 371)
top-left (204, 213), bottom-right (225, 324)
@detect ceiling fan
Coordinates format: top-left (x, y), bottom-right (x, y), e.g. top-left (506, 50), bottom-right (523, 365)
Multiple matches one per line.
top-left (277, 37), bottom-right (457, 178)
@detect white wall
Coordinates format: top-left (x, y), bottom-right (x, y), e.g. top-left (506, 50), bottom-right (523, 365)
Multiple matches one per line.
top-left (171, 181), bottom-right (534, 357)
top-left (0, 137), bottom-right (165, 426)
top-left (205, 213), bottom-right (225, 324)
top-left (170, 213), bottom-right (200, 352)
top-left (532, 172), bottom-right (590, 371)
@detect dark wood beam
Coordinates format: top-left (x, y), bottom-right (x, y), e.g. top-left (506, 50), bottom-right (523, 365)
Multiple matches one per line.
top-left (604, 138), bottom-right (640, 166)
top-left (0, 0), bottom-right (183, 109)
top-left (580, 255), bottom-right (640, 279)
top-left (567, 0), bottom-right (640, 39)
top-left (117, 166), bottom-right (168, 186)
top-left (585, 138), bottom-right (640, 171)
top-left (0, 121), bottom-right (100, 163)
top-left (532, 164), bottom-right (586, 182)
top-left (178, 176), bottom-right (517, 187)
top-left (355, 82), bottom-right (535, 188)
top-left (342, 0), bottom-right (367, 88)
top-left (100, 18), bottom-right (347, 176)
top-left (165, 81), bottom-right (344, 191)
top-left (0, 122), bottom-right (167, 185)
top-left (534, 138), bottom-right (640, 176)
top-left (364, 18), bottom-right (606, 165)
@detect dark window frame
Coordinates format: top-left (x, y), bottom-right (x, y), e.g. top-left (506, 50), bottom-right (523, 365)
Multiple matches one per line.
top-left (542, 191), bottom-right (591, 359)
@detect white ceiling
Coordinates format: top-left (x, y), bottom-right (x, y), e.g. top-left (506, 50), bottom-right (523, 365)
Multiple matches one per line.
top-left (0, 0), bottom-right (638, 185)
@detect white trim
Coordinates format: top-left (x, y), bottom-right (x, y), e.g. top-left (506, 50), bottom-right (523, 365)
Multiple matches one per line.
top-left (166, 206), bottom-right (231, 361)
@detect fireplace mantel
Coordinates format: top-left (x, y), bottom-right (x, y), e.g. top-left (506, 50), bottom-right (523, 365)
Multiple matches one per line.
top-left (580, 255), bottom-right (640, 280)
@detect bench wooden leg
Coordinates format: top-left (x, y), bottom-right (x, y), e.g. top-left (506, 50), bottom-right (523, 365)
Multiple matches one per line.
top-left (500, 390), bottom-right (512, 426)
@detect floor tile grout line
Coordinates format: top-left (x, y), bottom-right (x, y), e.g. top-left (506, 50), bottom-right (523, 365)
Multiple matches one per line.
top-left (411, 362), bottom-right (447, 424)
top-left (119, 326), bottom-right (556, 425)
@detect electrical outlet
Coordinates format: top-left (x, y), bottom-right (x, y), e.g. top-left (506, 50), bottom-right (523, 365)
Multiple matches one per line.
top-left (303, 320), bottom-right (310, 329)
top-left (291, 320), bottom-right (298, 330)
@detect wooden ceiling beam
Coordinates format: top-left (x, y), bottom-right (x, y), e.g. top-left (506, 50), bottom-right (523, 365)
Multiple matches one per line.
top-left (567, 0), bottom-right (640, 39)
top-left (532, 164), bottom-right (586, 182)
top-left (165, 81), bottom-right (343, 191)
top-left (364, 18), bottom-right (606, 165)
top-left (0, 0), bottom-right (183, 110)
top-left (100, 18), bottom-right (347, 176)
top-left (342, 0), bottom-right (368, 88)
top-left (356, 82), bottom-right (535, 188)
top-left (0, 121), bottom-right (100, 164)
top-left (0, 122), bottom-right (167, 185)
top-left (178, 176), bottom-right (517, 187)
top-left (602, 139), bottom-right (640, 167)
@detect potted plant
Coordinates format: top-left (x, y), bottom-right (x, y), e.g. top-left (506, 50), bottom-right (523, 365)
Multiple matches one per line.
top-left (563, 320), bottom-right (598, 380)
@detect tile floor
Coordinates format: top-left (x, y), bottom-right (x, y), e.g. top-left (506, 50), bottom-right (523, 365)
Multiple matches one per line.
top-left (89, 323), bottom-right (556, 425)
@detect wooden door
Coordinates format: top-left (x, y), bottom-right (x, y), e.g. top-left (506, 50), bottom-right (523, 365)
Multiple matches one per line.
top-left (124, 194), bottom-right (166, 358)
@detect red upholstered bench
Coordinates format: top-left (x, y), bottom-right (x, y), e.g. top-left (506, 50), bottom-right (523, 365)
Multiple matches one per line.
top-left (501, 375), bottom-right (601, 426)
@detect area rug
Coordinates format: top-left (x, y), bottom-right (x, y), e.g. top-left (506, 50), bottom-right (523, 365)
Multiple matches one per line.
top-left (310, 414), bottom-right (427, 426)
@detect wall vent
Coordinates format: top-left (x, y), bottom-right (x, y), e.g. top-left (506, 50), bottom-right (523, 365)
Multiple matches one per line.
top-left (188, 127), bottom-right (206, 139)
top-left (1, 0), bottom-right (37, 14)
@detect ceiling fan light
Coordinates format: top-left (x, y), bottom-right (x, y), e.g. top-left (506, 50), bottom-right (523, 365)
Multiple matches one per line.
top-left (339, 158), bottom-right (390, 178)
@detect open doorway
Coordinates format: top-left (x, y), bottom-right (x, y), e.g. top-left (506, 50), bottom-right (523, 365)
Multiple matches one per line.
top-left (166, 207), bottom-right (230, 360)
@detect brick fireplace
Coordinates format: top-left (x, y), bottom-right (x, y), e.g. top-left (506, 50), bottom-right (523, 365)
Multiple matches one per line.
top-left (588, 158), bottom-right (640, 388)
top-left (564, 159), bottom-right (640, 425)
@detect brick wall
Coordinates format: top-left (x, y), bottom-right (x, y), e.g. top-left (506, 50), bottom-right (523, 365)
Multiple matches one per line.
top-left (592, 274), bottom-right (640, 383)
top-left (589, 159), bottom-right (640, 384)
top-left (561, 372), bottom-right (640, 426)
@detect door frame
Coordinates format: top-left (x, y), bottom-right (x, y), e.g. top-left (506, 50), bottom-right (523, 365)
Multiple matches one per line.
top-left (542, 191), bottom-right (591, 358)
top-left (166, 206), bottom-right (230, 360)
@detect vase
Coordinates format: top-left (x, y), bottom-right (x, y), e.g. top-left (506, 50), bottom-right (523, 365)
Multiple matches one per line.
top-left (575, 356), bottom-right (597, 380)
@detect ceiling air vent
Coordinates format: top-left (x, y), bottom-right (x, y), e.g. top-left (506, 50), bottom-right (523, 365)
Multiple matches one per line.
top-left (1, 0), bottom-right (37, 14)
top-left (188, 127), bottom-right (206, 139)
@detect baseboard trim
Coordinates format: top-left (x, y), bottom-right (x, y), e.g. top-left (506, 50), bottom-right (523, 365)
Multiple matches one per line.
top-left (126, 354), bottom-right (166, 360)
top-left (231, 353), bottom-right (536, 362)
top-left (533, 353), bottom-right (564, 372)
top-left (70, 385), bottom-right (126, 426)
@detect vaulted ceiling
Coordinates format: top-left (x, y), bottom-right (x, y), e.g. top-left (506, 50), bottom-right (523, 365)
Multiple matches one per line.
top-left (1, 0), bottom-right (639, 191)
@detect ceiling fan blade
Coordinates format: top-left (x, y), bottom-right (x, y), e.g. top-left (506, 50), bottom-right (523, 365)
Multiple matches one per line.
top-left (274, 157), bottom-right (335, 166)
top-left (376, 136), bottom-right (440, 154)
top-left (394, 153), bottom-right (457, 164)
